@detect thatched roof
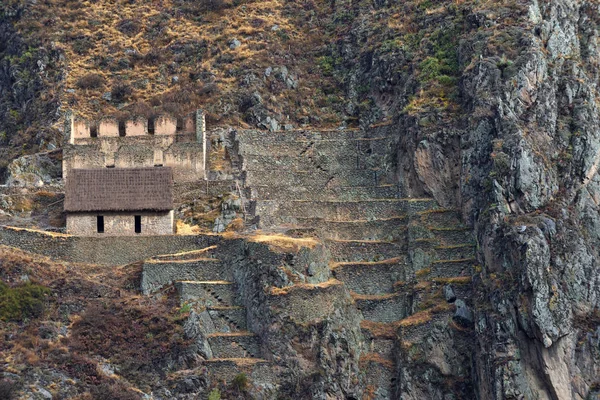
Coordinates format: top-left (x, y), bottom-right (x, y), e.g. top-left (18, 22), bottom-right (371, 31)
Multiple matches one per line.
top-left (65, 168), bottom-right (173, 212)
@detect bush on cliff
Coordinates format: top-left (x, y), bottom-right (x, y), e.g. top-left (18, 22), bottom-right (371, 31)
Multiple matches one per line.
top-left (0, 281), bottom-right (49, 321)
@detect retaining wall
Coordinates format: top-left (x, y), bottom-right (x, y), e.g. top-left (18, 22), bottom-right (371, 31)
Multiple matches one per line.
top-left (0, 226), bottom-right (219, 265)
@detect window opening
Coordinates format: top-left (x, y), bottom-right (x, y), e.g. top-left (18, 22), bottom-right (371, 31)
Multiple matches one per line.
top-left (135, 215), bottom-right (141, 234)
top-left (90, 125), bottom-right (98, 138)
top-left (97, 216), bottom-right (104, 233)
top-left (176, 117), bottom-right (184, 132)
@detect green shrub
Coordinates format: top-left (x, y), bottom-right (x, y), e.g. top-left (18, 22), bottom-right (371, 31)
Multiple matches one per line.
top-left (317, 56), bottom-right (335, 76)
top-left (0, 281), bottom-right (50, 322)
top-left (208, 388), bottom-right (221, 400)
top-left (231, 373), bottom-right (248, 392)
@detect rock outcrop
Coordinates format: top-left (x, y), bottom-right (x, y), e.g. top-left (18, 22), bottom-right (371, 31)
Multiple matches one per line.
top-left (321, 0), bottom-right (600, 397)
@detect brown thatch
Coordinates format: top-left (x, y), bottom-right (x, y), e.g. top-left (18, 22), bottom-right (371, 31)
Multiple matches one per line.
top-left (65, 168), bottom-right (173, 212)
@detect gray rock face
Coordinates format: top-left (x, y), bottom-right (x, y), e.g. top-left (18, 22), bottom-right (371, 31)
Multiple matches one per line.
top-left (5, 152), bottom-right (61, 187)
top-left (183, 310), bottom-right (214, 359)
top-left (453, 299), bottom-right (473, 327)
top-left (444, 285), bottom-right (456, 303)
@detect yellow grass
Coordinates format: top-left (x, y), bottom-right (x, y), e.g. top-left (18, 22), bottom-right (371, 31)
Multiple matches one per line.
top-left (432, 276), bottom-right (472, 285)
top-left (175, 220), bottom-right (201, 235)
top-left (2, 226), bottom-right (71, 238)
top-left (399, 303), bottom-right (453, 328)
top-left (359, 352), bottom-right (394, 369)
top-left (248, 232), bottom-right (319, 252)
top-left (360, 320), bottom-right (400, 339)
top-left (269, 279), bottom-right (342, 296)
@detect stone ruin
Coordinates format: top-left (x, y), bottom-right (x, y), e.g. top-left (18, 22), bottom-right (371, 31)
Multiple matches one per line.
top-left (62, 111), bottom-right (207, 182)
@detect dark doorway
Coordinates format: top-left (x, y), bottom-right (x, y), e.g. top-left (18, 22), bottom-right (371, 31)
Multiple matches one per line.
top-left (135, 215), bottom-right (141, 234)
top-left (118, 121), bottom-right (126, 137)
top-left (97, 215), bottom-right (104, 233)
top-left (90, 125), bottom-right (98, 138)
top-left (148, 118), bottom-right (155, 135)
top-left (176, 117), bottom-right (184, 132)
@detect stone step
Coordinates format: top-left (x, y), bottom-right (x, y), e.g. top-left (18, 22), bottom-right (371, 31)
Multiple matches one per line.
top-left (141, 258), bottom-right (229, 295)
top-left (208, 306), bottom-right (247, 332)
top-left (236, 129), bottom-right (389, 142)
top-left (202, 358), bottom-right (276, 385)
top-left (238, 136), bottom-right (393, 157)
top-left (416, 209), bottom-right (465, 227)
top-left (361, 320), bottom-right (398, 360)
top-left (408, 278), bottom-right (473, 310)
top-left (332, 257), bottom-right (409, 294)
top-left (151, 246), bottom-right (220, 261)
top-left (295, 217), bottom-right (408, 241)
top-left (245, 169), bottom-right (389, 188)
top-left (428, 258), bottom-right (476, 279)
top-left (430, 227), bottom-right (474, 246)
top-left (255, 199), bottom-right (434, 226)
top-left (398, 310), bottom-right (454, 346)
top-left (434, 244), bottom-right (476, 260)
top-left (207, 332), bottom-right (261, 359)
top-left (360, 353), bottom-right (396, 400)
top-left (365, 337), bottom-right (395, 358)
top-left (249, 184), bottom-right (400, 201)
top-left (326, 239), bottom-right (406, 263)
top-left (242, 153), bottom-right (365, 172)
top-left (353, 292), bottom-right (409, 323)
top-left (176, 281), bottom-right (237, 307)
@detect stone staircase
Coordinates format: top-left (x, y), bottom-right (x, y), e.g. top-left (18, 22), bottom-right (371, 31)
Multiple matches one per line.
top-left (236, 129), bottom-right (476, 399)
top-left (141, 246), bottom-right (275, 387)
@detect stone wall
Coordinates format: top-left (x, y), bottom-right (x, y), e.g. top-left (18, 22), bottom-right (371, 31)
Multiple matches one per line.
top-left (0, 226), bottom-right (218, 265)
top-left (63, 136), bottom-right (205, 182)
top-left (66, 211), bottom-right (174, 236)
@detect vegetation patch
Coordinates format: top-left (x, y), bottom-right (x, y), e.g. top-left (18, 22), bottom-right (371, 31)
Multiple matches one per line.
top-left (0, 281), bottom-right (49, 322)
top-left (70, 301), bottom-right (191, 384)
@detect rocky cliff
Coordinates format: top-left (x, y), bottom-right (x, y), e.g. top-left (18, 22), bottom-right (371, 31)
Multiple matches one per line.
top-left (321, 0), bottom-right (600, 397)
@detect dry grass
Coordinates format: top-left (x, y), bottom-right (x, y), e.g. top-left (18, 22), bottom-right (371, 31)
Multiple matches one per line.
top-left (248, 232), bottom-right (319, 252)
top-left (2, 226), bottom-right (71, 238)
top-left (432, 276), bottom-right (472, 285)
top-left (350, 291), bottom-right (401, 301)
top-left (399, 302), bottom-right (453, 328)
top-left (415, 268), bottom-right (431, 279)
top-left (359, 352), bottom-right (394, 369)
top-left (175, 220), bottom-right (201, 235)
top-left (360, 320), bottom-right (400, 339)
top-left (269, 279), bottom-right (342, 296)
top-left (330, 256), bottom-right (404, 270)
top-left (17, 0), bottom-right (345, 128)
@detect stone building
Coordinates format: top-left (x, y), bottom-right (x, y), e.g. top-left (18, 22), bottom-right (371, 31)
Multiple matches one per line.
top-left (62, 110), bottom-right (206, 236)
top-left (64, 167), bottom-right (174, 236)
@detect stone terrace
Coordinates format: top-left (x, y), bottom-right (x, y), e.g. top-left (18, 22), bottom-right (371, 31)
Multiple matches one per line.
top-left (236, 129), bottom-right (476, 398)
top-left (141, 245), bottom-right (278, 388)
